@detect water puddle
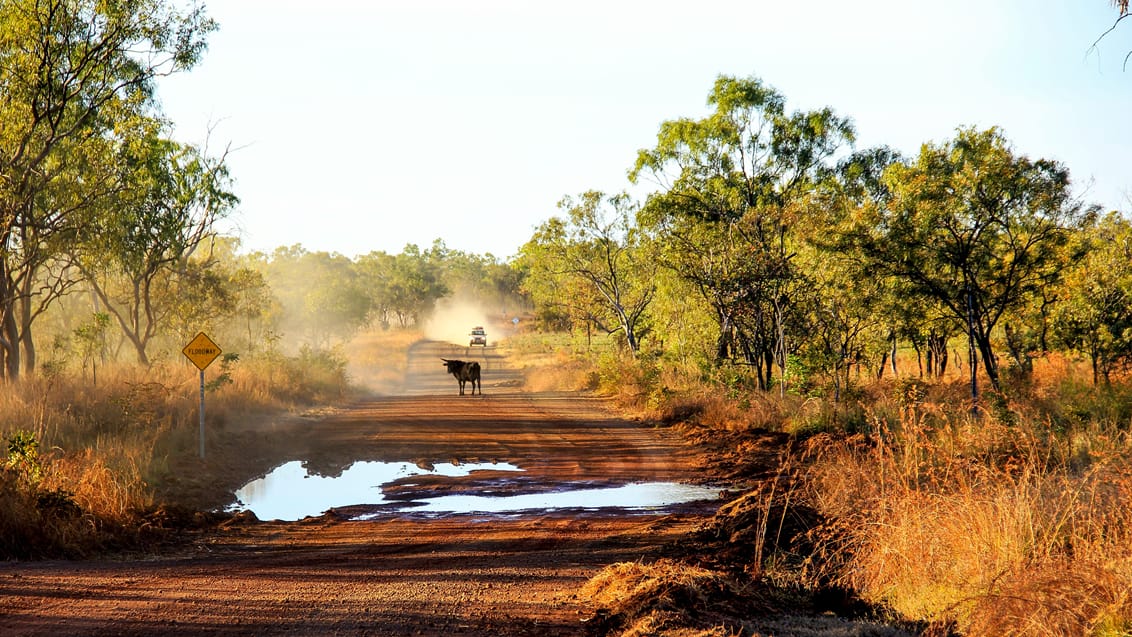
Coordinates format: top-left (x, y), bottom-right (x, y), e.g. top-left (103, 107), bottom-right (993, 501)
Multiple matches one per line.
top-left (372, 482), bottom-right (722, 516)
top-left (229, 460), bottom-right (719, 521)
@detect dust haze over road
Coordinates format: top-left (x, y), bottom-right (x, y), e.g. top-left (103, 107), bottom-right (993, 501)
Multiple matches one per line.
top-left (0, 337), bottom-right (724, 636)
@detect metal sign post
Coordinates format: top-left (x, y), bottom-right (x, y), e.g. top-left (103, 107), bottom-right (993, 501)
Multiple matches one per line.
top-left (182, 332), bottom-right (222, 460)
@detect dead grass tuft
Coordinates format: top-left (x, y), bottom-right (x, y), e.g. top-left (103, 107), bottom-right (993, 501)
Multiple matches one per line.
top-left (582, 559), bottom-right (765, 637)
top-left (966, 559), bottom-right (1132, 637)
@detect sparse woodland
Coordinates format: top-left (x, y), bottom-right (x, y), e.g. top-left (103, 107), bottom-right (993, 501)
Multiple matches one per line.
top-left (2, 0), bottom-right (1132, 634)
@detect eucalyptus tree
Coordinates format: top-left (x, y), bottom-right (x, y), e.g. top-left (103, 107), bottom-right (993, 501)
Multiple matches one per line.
top-left (389, 243), bottom-right (449, 327)
top-left (354, 251), bottom-right (396, 330)
top-left (75, 128), bottom-right (237, 365)
top-left (1051, 211), bottom-right (1132, 384)
top-left (432, 244), bottom-right (524, 317)
top-left (354, 244), bottom-right (452, 330)
top-left (160, 242), bottom-right (276, 355)
top-left (520, 191), bottom-right (654, 354)
top-left (0, 0), bottom-right (215, 378)
top-left (6, 133), bottom-right (118, 374)
top-left (260, 245), bottom-right (372, 347)
top-left (839, 127), bottom-right (1094, 395)
top-left (631, 74), bottom-right (854, 388)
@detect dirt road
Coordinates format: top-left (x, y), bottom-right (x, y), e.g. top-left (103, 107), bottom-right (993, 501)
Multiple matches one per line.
top-left (0, 342), bottom-right (725, 636)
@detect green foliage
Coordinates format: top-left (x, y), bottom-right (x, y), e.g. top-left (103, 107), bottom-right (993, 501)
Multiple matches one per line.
top-left (0, 0), bottom-right (217, 380)
top-left (632, 73), bottom-right (855, 389)
top-left (1051, 212), bottom-right (1132, 384)
top-left (204, 353), bottom-right (239, 391)
top-left (73, 127), bottom-right (238, 365)
top-left (258, 245), bottom-right (372, 347)
top-left (71, 312), bottom-right (112, 382)
top-left (835, 127), bottom-right (1095, 391)
top-left (519, 191), bottom-right (654, 354)
top-left (354, 243), bottom-right (449, 330)
top-left (5, 431), bottom-right (41, 485)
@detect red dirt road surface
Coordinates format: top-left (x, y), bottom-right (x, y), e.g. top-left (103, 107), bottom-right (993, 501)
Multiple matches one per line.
top-left (0, 342), bottom-right (726, 636)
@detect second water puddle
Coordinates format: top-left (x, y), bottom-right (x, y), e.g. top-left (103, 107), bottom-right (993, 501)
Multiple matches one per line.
top-left (230, 460), bottom-right (719, 521)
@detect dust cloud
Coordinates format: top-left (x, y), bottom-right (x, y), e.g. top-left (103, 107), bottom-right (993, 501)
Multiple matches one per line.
top-left (423, 297), bottom-right (496, 346)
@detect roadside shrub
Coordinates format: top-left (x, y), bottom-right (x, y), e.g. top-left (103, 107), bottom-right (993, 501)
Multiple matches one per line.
top-left (0, 431), bottom-right (101, 558)
top-left (5, 430), bottom-right (42, 484)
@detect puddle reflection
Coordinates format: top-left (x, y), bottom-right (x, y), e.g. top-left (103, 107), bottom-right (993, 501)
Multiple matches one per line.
top-left (231, 460), bottom-right (522, 521)
top-left (392, 482), bottom-right (721, 515)
top-left (229, 460), bottom-right (719, 521)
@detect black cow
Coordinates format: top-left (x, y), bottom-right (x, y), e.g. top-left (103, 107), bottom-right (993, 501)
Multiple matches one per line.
top-left (441, 358), bottom-right (481, 396)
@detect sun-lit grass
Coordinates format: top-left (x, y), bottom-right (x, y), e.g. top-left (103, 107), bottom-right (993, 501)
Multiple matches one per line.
top-left (511, 335), bottom-right (1132, 634)
top-left (800, 378), bottom-right (1132, 635)
top-left (0, 337), bottom-right (371, 557)
top-left (499, 329), bottom-right (613, 392)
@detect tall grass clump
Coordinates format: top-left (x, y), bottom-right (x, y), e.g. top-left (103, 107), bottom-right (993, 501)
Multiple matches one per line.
top-left (803, 391), bottom-right (1132, 636)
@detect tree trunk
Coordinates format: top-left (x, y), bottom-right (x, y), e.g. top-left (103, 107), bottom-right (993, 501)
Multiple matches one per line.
top-left (1003, 323), bottom-right (1033, 378)
top-left (763, 348), bottom-right (774, 392)
top-left (715, 311), bottom-right (733, 362)
top-left (890, 333), bottom-right (898, 377)
top-left (2, 309), bottom-right (20, 380)
top-left (975, 331), bottom-right (1000, 392)
top-left (18, 296), bottom-right (35, 376)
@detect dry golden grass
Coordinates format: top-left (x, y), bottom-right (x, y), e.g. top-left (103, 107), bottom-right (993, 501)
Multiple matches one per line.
top-left (501, 332), bottom-right (602, 392)
top-left (804, 402), bottom-right (1132, 636)
top-left (0, 338), bottom-right (368, 557)
top-left (582, 559), bottom-right (756, 637)
top-left (521, 342), bottom-right (1132, 634)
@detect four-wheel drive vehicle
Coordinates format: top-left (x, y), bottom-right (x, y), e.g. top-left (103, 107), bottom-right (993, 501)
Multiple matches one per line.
top-left (469, 327), bottom-right (487, 346)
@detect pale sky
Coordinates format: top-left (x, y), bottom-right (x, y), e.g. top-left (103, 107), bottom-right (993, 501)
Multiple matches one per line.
top-left (158, 1), bottom-right (1132, 261)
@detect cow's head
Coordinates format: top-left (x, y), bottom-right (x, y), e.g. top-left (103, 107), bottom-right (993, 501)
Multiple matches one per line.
top-left (441, 358), bottom-right (464, 373)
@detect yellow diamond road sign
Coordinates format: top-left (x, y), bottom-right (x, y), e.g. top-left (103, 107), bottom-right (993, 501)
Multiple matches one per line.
top-left (183, 332), bottom-right (221, 371)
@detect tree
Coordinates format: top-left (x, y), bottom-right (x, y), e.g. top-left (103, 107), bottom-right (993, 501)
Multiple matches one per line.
top-left (0, 0), bottom-right (214, 378)
top-left (430, 243), bottom-right (525, 317)
top-left (839, 127), bottom-right (1095, 396)
top-left (387, 244), bottom-right (448, 327)
top-left (520, 191), bottom-right (654, 354)
top-left (1093, 0), bottom-right (1132, 69)
top-left (261, 246), bottom-right (373, 346)
top-left (631, 74), bottom-right (854, 388)
top-left (1051, 211), bottom-right (1132, 384)
top-left (75, 129), bottom-right (236, 364)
